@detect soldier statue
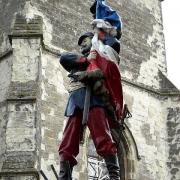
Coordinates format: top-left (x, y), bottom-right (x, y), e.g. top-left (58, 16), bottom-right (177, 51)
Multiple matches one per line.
top-left (58, 1), bottom-right (126, 179)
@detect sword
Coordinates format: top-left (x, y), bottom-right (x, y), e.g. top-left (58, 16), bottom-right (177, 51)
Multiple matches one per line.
top-left (82, 84), bottom-right (91, 126)
top-left (80, 84), bottom-right (91, 143)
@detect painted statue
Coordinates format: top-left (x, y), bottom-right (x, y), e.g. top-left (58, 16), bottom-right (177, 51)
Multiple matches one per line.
top-left (58, 1), bottom-right (126, 179)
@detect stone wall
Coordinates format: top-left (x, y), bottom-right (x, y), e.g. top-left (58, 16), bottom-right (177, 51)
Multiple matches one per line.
top-left (0, 0), bottom-right (26, 54)
top-left (2, 100), bottom-right (38, 170)
top-left (166, 98), bottom-right (180, 180)
top-left (23, 0), bottom-right (166, 90)
top-left (0, 56), bottom-right (12, 102)
top-left (0, 39), bottom-right (12, 174)
top-left (39, 51), bottom-right (68, 177)
top-left (0, 0), bottom-right (180, 180)
top-left (0, 28), bottom-right (42, 179)
top-left (0, 0), bottom-right (167, 88)
top-left (0, 101), bottom-right (8, 171)
top-left (123, 83), bottom-right (168, 179)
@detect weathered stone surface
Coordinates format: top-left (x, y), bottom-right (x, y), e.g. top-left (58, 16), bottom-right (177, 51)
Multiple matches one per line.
top-left (0, 0), bottom-right (180, 180)
top-left (0, 0), bottom-right (26, 54)
top-left (167, 107), bottom-right (180, 180)
top-left (8, 81), bottom-right (38, 99)
top-left (123, 84), bottom-right (169, 180)
top-left (2, 151), bottom-right (36, 171)
top-left (39, 52), bottom-right (69, 178)
top-left (0, 20), bottom-right (41, 178)
top-left (24, 0), bottom-right (165, 89)
top-left (0, 100), bottom-right (39, 176)
top-left (0, 0), bottom-right (168, 89)
top-left (159, 70), bottom-right (179, 92)
top-left (11, 38), bottom-right (41, 82)
top-left (0, 101), bottom-right (8, 171)
top-left (0, 56), bottom-right (12, 102)
top-left (10, 14), bottom-right (43, 37)
top-left (6, 101), bottom-right (36, 151)
top-left (0, 175), bottom-right (38, 180)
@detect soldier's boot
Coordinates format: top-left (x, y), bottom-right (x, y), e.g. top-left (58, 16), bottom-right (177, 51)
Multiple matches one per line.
top-left (104, 154), bottom-right (121, 180)
top-left (58, 161), bottom-right (73, 180)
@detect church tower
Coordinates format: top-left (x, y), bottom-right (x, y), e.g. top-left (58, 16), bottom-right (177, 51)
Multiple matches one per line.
top-left (0, 0), bottom-right (179, 179)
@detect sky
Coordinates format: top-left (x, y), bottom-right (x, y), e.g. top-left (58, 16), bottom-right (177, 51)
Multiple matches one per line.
top-left (162, 0), bottom-right (180, 89)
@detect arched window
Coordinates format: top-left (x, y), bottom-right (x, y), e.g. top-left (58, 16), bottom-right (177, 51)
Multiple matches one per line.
top-left (87, 124), bottom-right (141, 180)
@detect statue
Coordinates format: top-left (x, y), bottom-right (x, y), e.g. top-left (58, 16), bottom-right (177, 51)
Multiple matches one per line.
top-left (58, 1), bottom-right (128, 179)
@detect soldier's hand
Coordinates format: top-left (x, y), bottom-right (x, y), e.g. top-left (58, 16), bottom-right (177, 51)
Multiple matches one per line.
top-left (73, 71), bottom-right (88, 81)
top-left (87, 50), bottom-right (97, 61)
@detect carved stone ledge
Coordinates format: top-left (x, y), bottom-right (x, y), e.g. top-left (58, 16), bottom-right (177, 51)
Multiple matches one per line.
top-left (9, 14), bottom-right (43, 44)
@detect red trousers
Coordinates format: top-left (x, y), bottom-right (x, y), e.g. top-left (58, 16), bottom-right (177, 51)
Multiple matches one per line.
top-left (58, 107), bottom-right (117, 166)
